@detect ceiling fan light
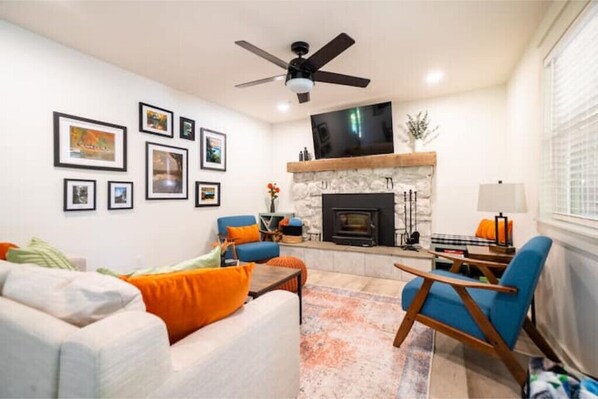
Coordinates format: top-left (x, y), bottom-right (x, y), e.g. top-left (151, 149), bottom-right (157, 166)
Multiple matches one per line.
top-left (286, 78), bottom-right (314, 94)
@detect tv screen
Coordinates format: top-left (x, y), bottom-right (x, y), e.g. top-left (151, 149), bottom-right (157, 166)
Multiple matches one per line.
top-left (310, 101), bottom-right (394, 160)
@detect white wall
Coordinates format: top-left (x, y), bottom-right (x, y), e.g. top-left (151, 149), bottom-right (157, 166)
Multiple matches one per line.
top-left (0, 21), bottom-right (273, 271)
top-left (271, 85), bottom-right (509, 236)
top-left (505, 0), bottom-right (598, 375)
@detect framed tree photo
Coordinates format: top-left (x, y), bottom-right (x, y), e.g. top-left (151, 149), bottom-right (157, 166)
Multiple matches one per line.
top-left (195, 181), bottom-right (221, 207)
top-left (64, 178), bottom-right (96, 212)
top-left (108, 181), bottom-right (133, 210)
top-left (139, 102), bottom-right (174, 138)
top-left (54, 112), bottom-right (127, 171)
top-left (180, 117), bottom-right (195, 141)
top-left (146, 142), bottom-right (188, 200)
top-left (200, 128), bottom-right (227, 171)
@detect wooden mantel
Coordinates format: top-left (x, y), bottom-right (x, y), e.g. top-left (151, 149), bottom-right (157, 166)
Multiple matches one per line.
top-left (287, 152), bottom-right (436, 173)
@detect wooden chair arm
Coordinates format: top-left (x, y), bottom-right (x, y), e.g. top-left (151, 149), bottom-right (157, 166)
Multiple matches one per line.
top-left (394, 262), bottom-right (517, 294)
top-left (426, 249), bottom-right (509, 269)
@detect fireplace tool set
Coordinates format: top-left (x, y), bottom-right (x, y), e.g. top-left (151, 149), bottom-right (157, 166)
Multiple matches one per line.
top-left (399, 190), bottom-right (420, 251)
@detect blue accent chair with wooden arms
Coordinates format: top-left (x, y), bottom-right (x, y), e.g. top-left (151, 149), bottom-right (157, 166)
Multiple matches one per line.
top-left (217, 215), bottom-right (280, 262)
top-left (394, 236), bottom-right (560, 386)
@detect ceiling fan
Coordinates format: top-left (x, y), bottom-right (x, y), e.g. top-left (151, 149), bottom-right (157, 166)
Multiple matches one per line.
top-left (234, 33), bottom-right (370, 104)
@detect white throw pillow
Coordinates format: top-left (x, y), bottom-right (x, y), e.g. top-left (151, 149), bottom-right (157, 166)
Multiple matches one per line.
top-left (2, 263), bottom-right (145, 327)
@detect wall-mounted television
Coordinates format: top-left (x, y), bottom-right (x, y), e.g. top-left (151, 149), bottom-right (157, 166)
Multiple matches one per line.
top-left (310, 101), bottom-right (394, 160)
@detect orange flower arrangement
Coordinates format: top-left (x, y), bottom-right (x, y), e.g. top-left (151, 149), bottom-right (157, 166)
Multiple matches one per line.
top-left (267, 182), bottom-right (280, 200)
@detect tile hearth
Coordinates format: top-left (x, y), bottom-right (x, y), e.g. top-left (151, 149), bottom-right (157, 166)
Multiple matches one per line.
top-left (280, 241), bottom-right (433, 282)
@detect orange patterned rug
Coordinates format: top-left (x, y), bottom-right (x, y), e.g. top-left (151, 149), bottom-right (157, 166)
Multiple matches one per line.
top-left (299, 284), bottom-right (434, 398)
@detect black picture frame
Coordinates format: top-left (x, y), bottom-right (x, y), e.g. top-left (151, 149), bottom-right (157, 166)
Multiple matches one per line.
top-left (145, 141), bottom-right (188, 200)
top-left (53, 112), bottom-right (127, 171)
top-left (139, 102), bottom-right (174, 138)
top-left (179, 117), bottom-right (195, 141)
top-left (195, 181), bottom-right (221, 207)
top-left (200, 128), bottom-right (227, 171)
top-left (107, 181), bottom-right (134, 210)
top-left (64, 178), bottom-right (96, 212)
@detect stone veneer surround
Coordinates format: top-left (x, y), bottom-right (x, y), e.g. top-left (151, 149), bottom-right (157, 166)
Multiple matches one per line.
top-left (290, 165), bottom-right (434, 247)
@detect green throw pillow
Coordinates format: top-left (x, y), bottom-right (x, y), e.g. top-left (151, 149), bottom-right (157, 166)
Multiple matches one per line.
top-left (97, 246), bottom-right (221, 277)
top-left (6, 237), bottom-right (76, 270)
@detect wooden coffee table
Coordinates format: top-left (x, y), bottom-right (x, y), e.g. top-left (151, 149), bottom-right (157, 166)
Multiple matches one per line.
top-left (248, 264), bottom-right (302, 324)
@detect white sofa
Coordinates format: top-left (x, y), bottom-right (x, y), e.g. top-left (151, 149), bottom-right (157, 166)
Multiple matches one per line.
top-left (0, 260), bottom-right (300, 398)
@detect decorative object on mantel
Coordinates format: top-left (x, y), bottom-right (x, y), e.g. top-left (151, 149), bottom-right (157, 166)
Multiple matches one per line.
top-left (404, 111), bottom-right (439, 152)
top-left (267, 182), bottom-right (280, 212)
top-left (477, 181), bottom-right (527, 254)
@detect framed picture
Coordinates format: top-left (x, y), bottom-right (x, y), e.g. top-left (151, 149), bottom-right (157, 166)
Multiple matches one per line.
top-left (64, 178), bottom-right (96, 212)
top-left (200, 128), bottom-right (227, 171)
top-left (139, 102), bottom-right (174, 138)
top-left (180, 117), bottom-right (195, 141)
top-left (195, 181), bottom-right (221, 207)
top-left (146, 142), bottom-right (188, 200)
top-left (54, 112), bottom-right (127, 171)
top-left (108, 181), bottom-right (133, 210)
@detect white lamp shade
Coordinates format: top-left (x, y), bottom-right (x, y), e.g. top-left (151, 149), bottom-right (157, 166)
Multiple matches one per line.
top-left (477, 183), bottom-right (527, 213)
top-left (286, 78), bottom-right (314, 94)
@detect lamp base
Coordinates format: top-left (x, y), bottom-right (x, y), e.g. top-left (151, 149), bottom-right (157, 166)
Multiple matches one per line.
top-left (489, 245), bottom-right (516, 254)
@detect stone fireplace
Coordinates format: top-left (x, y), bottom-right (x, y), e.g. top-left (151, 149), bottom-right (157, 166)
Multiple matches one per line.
top-left (289, 153), bottom-right (435, 248)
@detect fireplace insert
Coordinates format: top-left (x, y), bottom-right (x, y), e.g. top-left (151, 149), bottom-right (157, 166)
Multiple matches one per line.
top-left (332, 208), bottom-right (379, 246)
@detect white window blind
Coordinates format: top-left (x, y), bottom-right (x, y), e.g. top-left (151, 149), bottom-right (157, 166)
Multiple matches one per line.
top-left (543, 2), bottom-right (598, 227)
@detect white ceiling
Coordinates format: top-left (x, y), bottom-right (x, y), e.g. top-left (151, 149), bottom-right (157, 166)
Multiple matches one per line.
top-left (0, 1), bottom-right (551, 124)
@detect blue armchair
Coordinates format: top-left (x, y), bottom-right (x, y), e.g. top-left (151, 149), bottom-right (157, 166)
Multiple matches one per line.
top-left (217, 215), bottom-right (280, 263)
top-left (394, 236), bottom-right (560, 386)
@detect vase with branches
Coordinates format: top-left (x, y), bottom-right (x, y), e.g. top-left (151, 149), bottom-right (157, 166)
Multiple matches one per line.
top-left (405, 111), bottom-right (439, 152)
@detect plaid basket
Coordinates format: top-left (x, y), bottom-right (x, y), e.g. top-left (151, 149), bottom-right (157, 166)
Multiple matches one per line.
top-left (431, 233), bottom-right (495, 247)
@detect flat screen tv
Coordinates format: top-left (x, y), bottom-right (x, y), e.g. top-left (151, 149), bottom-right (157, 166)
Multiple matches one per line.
top-left (310, 101), bottom-right (394, 160)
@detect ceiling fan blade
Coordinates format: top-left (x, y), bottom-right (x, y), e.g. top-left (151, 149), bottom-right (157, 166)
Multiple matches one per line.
top-left (297, 92), bottom-right (310, 104)
top-left (235, 40), bottom-right (288, 70)
top-left (313, 70), bottom-right (370, 88)
top-left (303, 33), bottom-right (355, 72)
top-left (235, 75), bottom-right (286, 88)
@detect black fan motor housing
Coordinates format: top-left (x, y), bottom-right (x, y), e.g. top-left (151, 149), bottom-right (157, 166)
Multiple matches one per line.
top-left (291, 41), bottom-right (309, 57)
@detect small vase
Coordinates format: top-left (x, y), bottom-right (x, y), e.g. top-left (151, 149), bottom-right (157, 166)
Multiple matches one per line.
top-left (413, 139), bottom-right (424, 152)
top-left (269, 199), bottom-right (276, 213)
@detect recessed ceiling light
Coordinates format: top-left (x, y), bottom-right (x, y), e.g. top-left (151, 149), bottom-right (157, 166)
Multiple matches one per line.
top-left (425, 70), bottom-right (445, 85)
top-left (277, 102), bottom-right (290, 112)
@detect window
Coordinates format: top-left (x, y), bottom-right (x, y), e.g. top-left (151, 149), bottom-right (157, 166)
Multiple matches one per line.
top-left (542, 2), bottom-right (598, 229)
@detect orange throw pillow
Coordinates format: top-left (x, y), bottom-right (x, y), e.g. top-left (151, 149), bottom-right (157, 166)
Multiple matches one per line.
top-left (122, 263), bottom-right (254, 343)
top-left (226, 224), bottom-right (260, 245)
top-left (475, 219), bottom-right (513, 243)
top-left (0, 242), bottom-right (18, 260)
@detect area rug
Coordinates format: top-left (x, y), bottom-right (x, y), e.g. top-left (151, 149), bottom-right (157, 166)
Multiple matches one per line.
top-left (299, 284), bottom-right (434, 399)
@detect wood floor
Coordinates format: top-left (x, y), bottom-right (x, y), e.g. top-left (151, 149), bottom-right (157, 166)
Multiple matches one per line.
top-left (308, 269), bottom-right (540, 399)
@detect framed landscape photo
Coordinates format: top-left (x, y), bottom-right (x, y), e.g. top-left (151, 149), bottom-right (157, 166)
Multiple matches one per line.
top-left (108, 181), bottom-right (133, 210)
top-left (139, 102), bottom-right (174, 138)
top-left (200, 128), bottom-right (227, 171)
top-left (54, 112), bottom-right (127, 171)
top-left (146, 142), bottom-right (188, 200)
top-left (195, 181), bottom-right (221, 207)
top-left (180, 117), bottom-right (195, 141)
top-left (64, 178), bottom-right (96, 212)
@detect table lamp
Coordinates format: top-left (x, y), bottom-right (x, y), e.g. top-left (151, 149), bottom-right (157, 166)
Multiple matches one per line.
top-left (477, 181), bottom-right (527, 254)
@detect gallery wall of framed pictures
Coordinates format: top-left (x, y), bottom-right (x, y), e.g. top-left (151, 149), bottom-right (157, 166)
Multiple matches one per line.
top-left (54, 102), bottom-right (228, 212)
